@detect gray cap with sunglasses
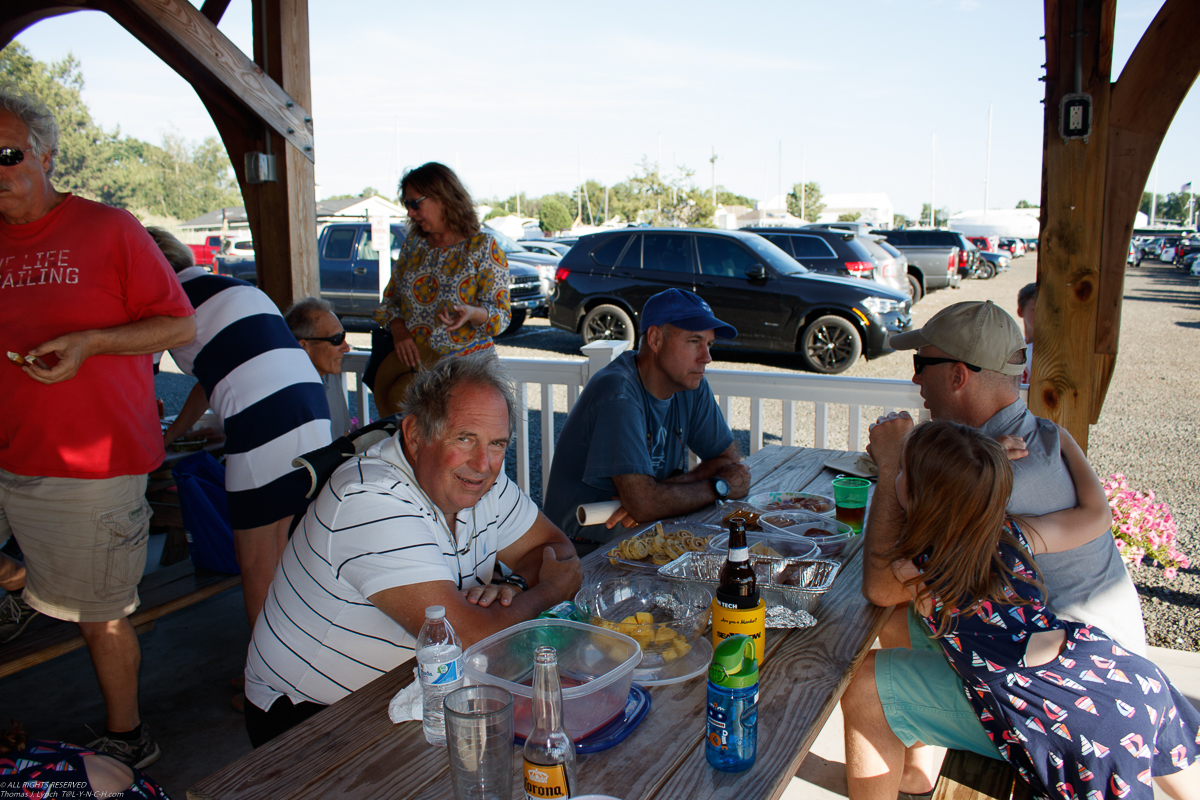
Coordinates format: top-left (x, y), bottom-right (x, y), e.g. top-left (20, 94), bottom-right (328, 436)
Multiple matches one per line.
top-left (888, 300), bottom-right (1026, 376)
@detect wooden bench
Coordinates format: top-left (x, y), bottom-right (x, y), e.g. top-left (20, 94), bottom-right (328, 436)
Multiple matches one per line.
top-left (932, 750), bottom-right (1030, 800)
top-left (0, 560), bottom-right (241, 679)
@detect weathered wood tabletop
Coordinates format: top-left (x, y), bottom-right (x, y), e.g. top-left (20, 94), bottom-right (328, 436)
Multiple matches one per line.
top-left (188, 445), bottom-right (889, 800)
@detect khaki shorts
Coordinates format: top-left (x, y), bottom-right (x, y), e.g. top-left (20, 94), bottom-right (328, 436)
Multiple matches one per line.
top-left (0, 467), bottom-right (150, 623)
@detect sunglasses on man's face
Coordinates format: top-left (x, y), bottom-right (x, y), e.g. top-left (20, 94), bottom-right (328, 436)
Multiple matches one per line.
top-left (304, 331), bottom-right (346, 346)
top-left (0, 147), bottom-right (33, 167)
top-left (403, 195), bottom-right (427, 211)
top-left (913, 354), bottom-right (982, 375)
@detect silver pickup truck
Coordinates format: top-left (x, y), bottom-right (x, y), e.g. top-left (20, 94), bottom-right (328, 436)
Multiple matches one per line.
top-left (869, 229), bottom-right (965, 301)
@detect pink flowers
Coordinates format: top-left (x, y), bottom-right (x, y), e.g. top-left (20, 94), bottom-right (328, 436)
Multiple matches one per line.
top-left (1103, 474), bottom-right (1189, 581)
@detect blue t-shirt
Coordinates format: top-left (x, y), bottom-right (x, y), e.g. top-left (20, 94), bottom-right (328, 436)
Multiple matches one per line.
top-left (543, 350), bottom-right (734, 543)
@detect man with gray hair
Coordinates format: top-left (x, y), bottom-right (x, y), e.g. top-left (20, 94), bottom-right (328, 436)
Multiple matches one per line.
top-left (0, 88), bottom-right (196, 767)
top-left (285, 297), bottom-right (353, 437)
top-left (243, 352), bottom-right (583, 746)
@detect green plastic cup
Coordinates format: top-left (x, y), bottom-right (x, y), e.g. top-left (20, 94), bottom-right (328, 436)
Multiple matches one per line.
top-left (832, 475), bottom-right (871, 533)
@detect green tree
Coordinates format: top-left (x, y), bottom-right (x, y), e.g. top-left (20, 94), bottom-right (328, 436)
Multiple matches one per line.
top-left (1015, 199), bottom-right (1036, 209)
top-left (1140, 192), bottom-right (1164, 218)
top-left (1158, 192), bottom-right (1194, 223)
top-left (538, 197), bottom-right (571, 234)
top-left (837, 212), bottom-right (861, 222)
top-left (893, 213), bottom-right (910, 228)
top-left (1, 41), bottom-right (241, 220)
top-left (920, 204), bottom-right (950, 227)
top-left (787, 181), bottom-right (823, 221)
top-left (716, 188), bottom-right (755, 207)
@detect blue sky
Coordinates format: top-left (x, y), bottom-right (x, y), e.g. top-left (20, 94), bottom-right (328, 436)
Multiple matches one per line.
top-left (13, 0), bottom-right (1198, 219)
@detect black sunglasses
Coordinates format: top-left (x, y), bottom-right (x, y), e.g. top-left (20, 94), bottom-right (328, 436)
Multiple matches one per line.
top-left (303, 331), bottom-right (346, 346)
top-left (0, 147), bottom-right (32, 167)
top-left (913, 354), bottom-right (981, 375)
top-left (403, 195), bottom-right (427, 211)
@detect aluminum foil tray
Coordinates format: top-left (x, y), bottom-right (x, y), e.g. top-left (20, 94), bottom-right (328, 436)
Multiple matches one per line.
top-left (657, 552), bottom-right (841, 613)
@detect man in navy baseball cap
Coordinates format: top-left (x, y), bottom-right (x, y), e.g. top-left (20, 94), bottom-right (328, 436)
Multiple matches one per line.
top-left (544, 288), bottom-right (748, 554)
top-left (640, 288), bottom-right (738, 340)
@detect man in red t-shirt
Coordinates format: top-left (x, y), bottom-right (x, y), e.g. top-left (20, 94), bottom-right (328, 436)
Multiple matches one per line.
top-left (0, 90), bottom-right (196, 769)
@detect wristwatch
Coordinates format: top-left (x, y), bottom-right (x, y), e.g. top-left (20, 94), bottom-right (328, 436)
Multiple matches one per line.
top-left (712, 477), bottom-right (730, 500)
top-left (497, 573), bottom-right (529, 591)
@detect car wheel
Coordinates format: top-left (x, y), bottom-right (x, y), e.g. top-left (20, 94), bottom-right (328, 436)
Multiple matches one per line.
top-left (502, 308), bottom-right (526, 336)
top-left (581, 304), bottom-right (635, 344)
top-left (976, 262), bottom-right (996, 280)
top-left (907, 273), bottom-right (924, 302)
top-left (799, 315), bottom-right (861, 374)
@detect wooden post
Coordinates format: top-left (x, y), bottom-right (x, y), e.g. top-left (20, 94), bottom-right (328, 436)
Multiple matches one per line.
top-left (1031, 0), bottom-right (1117, 450)
top-left (242, 0), bottom-right (318, 310)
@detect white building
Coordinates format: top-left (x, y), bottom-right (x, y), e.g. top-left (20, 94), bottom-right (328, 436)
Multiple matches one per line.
top-left (948, 208), bottom-right (1040, 239)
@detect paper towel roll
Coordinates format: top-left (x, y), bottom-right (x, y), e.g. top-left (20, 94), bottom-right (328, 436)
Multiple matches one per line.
top-left (576, 500), bottom-right (623, 526)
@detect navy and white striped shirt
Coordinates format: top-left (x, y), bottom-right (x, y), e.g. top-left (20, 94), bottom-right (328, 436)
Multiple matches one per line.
top-left (169, 267), bottom-right (330, 499)
top-left (244, 434), bottom-right (537, 709)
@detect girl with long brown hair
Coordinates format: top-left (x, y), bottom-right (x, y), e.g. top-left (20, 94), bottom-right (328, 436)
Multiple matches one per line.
top-left (850, 419), bottom-right (1199, 800)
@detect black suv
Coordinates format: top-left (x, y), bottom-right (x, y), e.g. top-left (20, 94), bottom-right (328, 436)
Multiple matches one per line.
top-left (872, 228), bottom-right (981, 278)
top-left (548, 228), bottom-right (911, 374)
top-left (740, 226), bottom-right (877, 281)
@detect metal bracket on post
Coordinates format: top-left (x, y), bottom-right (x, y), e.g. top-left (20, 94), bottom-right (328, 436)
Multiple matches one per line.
top-left (244, 152), bottom-right (278, 183)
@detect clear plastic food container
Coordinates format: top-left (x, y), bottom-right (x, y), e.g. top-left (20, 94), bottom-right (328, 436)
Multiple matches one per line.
top-left (758, 510), bottom-right (855, 558)
top-left (462, 619), bottom-right (641, 739)
top-left (706, 529), bottom-right (820, 560)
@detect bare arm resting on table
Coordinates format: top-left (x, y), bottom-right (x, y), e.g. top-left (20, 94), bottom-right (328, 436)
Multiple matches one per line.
top-left (605, 440), bottom-right (751, 528)
top-left (369, 511), bottom-right (583, 649)
top-left (163, 382), bottom-right (213, 447)
top-left (23, 315), bottom-right (196, 385)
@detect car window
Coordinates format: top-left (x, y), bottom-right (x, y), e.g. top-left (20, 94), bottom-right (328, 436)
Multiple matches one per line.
top-left (876, 240), bottom-right (902, 258)
top-left (790, 235), bottom-right (838, 259)
top-left (762, 234), bottom-right (794, 255)
top-left (322, 228), bottom-right (357, 260)
top-left (485, 228), bottom-right (528, 255)
top-left (359, 230), bottom-right (400, 260)
top-left (844, 238), bottom-right (875, 260)
top-left (741, 234), bottom-right (806, 275)
top-left (641, 234), bottom-right (693, 274)
top-left (590, 235), bottom-right (632, 267)
top-left (696, 236), bottom-right (759, 278)
top-left (616, 235), bottom-right (642, 269)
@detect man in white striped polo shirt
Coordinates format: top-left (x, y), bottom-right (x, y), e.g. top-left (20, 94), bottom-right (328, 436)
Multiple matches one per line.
top-left (243, 353), bottom-right (583, 746)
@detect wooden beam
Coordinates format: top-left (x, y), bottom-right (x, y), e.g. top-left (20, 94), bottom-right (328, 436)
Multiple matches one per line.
top-left (1031, 0), bottom-right (1117, 450)
top-left (199, 0), bottom-right (231, 26)
top-left (97, 0), bottom-right (314, 162)
top-left (0, 0), bottom-right (78, 50)
top-left (1096, 0), bottom-right (1200, 361)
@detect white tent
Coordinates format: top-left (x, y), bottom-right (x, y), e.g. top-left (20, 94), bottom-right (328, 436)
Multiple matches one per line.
top-left (949, 208), bottom-right (1041, 238)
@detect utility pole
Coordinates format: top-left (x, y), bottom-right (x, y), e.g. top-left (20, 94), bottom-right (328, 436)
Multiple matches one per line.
top-left (801, 148), bottom-right (806, 222)
top-left (1151, 163), bottom-right (1158, 225)
top-left (984, 104), bottom-right (993, 213)
top-left (710, 147), bottom-right (717, 209)
top-left (931, 133), bottom-right (937, 227)
top-left (778, 140), bottom-right (782, 211)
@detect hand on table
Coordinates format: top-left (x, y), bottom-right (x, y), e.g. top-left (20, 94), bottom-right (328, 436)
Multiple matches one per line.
top-left (866, 411), bottom-right (913, 471)
top-left (393, 336), bottom-right (421, 370)
top-left (463, 582), bottom-right (520, 608)
top-left (605, 500), bottom-right (641, 530)
top-left (536, 545), bottom-right (583, 600)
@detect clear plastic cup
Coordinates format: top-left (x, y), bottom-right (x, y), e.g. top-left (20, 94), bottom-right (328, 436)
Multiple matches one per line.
top-left (444, 685), bottom-right (514, 800)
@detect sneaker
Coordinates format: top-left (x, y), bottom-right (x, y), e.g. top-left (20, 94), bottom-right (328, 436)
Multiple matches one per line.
top-left (0, 592), bottom-right (39, 644)
top-left (86, 723), bottom-right (162, 769)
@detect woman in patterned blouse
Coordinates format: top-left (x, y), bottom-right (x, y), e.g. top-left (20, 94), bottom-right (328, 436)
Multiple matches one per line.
top-left (373, 163), bottom-right (510, 411)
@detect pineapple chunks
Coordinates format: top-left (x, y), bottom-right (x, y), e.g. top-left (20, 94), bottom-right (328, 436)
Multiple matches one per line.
top-left (592, 613), bottom-right (692, 662)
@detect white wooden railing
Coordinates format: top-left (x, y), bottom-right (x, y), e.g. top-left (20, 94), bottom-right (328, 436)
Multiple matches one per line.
top-left (337, 345), bottom-right (1028, 497)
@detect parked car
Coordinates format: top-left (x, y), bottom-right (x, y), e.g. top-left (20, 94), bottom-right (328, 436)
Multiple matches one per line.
top-left (549, 228), bottom-right (912, 374)
top-left (976, 250), bottom-right (1010, 279)
top-left (485, 226), bottom-right (560, 315)
top-left (858, 234), bottom-right (911, 299)
top-left (870, 228), bottom-right (966, 296)
top-left (215, 222), bottom-right (547, 334)
top-left (1172, 240), bottom-right (1200, 267)
top-left (518, 240), bottom-right (573, 258)
top-left (212, 238), bottom-right (256, 274)
top-left (188, 235), bottom-right (225, 269)
top-left (740, 226), bottom-right (877, 281)
top-left (1022, 238), bottom-right (1039, 252)
top-left (967, 236), bottom-right (998, 253)
top-left (1128, 241), bottom-right (1141, 267)
top-left (998, 238), bottom-right (1027, 258)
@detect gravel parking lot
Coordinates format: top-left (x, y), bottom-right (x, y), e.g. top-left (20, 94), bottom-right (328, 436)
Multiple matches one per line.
top-left (157, 253), bottom-right (1199, 651)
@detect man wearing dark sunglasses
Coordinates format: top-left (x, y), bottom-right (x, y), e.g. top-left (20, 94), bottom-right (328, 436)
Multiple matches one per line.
top-left (842, 301), bottom-right (1145, 797)
top-left (285, 297), bottom-right (353, 438)
top-left (0, 90), bottom-right (197, 769)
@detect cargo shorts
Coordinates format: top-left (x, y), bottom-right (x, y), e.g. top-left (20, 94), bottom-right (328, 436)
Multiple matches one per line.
top-left (0, 467), bottom-right (151, 622)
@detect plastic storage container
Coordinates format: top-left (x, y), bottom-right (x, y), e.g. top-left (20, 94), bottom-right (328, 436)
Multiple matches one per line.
top-left (706, 529), bottom-right (820, 560)
top-left (462, 619), bottom-right (641, 740)
top-left (758, 510), bottom-right (855, 558)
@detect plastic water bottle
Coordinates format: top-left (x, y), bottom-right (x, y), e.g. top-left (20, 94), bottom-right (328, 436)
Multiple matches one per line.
top-left (416, 605), bottom-right (464, 746)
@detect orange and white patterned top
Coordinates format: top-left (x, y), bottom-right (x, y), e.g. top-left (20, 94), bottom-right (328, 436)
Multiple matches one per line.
top-left (374, 231), bottom-right (510, 357)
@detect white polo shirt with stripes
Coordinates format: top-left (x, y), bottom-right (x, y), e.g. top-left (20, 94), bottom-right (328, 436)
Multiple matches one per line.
top-left (244, 433), bottom-right (537, 711)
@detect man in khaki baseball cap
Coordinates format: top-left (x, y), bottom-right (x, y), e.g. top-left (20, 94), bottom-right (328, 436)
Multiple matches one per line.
top-left (841, 299), bottom-right (1145, 796)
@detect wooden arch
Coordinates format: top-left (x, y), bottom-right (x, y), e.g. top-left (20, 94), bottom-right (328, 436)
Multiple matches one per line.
top-left (0, 0), bottom-right (318, 310)
top-left (1034, 0), bottom-right (1200, 447)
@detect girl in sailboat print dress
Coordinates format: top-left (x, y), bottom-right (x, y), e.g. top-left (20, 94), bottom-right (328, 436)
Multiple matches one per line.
top-left (888, 421), bottom-right (1200, 800)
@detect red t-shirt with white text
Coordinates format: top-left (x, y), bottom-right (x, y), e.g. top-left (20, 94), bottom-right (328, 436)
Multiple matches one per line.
top-left (0, 195), bottom-right (194, 479)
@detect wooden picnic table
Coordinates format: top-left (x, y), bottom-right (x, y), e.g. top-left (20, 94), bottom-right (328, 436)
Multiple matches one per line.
top-left (187, 444), bottom-right (889, 800)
